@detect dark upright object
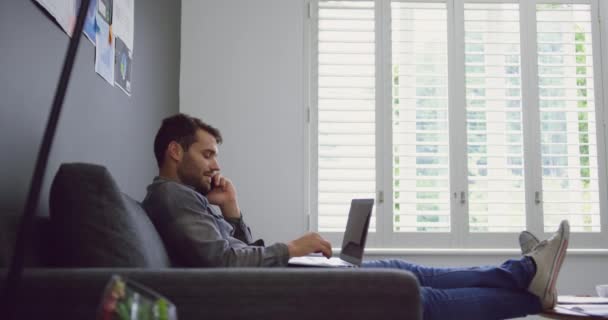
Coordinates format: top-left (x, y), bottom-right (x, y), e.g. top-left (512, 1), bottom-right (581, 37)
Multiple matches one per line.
top-left (1, 1), bottom-right (92, 318)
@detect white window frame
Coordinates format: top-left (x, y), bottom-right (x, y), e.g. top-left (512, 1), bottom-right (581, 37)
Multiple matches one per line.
top-left (305, 0), bottom-right (608, 248)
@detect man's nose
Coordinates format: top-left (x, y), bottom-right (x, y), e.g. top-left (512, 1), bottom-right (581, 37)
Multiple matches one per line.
top-left (211, 158), bottom-right (220, 171)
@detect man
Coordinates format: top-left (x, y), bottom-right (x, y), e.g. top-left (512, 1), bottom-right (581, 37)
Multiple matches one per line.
top-left (143, 113), bottom-right (569, 320)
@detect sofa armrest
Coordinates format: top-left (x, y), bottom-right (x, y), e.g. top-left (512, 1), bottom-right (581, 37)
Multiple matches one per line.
top-left (2, 268), bottom-right (421, 320)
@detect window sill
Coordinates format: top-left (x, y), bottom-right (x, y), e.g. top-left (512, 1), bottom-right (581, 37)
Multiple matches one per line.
top-left (351, 248), bottom-right (608, 256)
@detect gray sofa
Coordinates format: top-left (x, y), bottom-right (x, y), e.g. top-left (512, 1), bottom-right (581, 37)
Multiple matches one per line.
top-left (0, 163), bottom-right (421, 319)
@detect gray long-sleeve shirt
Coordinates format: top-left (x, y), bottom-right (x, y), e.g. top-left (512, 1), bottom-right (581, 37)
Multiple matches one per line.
top-left (142, 177), bottom-right (290, 267)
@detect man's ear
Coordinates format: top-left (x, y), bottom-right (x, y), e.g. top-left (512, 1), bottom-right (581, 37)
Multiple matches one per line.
top-left (167, 141), bottom-right (183, 163)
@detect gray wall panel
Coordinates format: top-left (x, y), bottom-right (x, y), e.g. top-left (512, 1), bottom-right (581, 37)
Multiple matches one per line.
top-left (0, 0), bottom-right (181, 215)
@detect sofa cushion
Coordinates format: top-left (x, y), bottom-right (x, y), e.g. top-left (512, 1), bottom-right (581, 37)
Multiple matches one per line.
top-left (0, 212), bottom-right (53, 267)
top-left (0, 212), bottom-right (19, 267)
top-left (49, 163), bottom-right (171, 268)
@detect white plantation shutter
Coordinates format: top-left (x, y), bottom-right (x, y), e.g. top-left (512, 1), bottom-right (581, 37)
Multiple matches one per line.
top-left (310, 0), bottom-right (607, 246)
top-left (463, 3), bottom-right (526, 232)
top-left (317, 1), bottom-right (377, 232)
top-left (536, 3), bottom-right (601, 232)
top-left (391, 2), bottom-right (450, 232)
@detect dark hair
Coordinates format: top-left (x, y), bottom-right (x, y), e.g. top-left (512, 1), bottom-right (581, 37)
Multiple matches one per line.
top-left (154, 113), bottom-right (223, 167)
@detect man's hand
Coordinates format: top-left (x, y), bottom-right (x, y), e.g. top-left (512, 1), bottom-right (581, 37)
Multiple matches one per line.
top-left (287, 232), bottom-right (332, 258)
top-left (206, 174), bottom-right (241, 219)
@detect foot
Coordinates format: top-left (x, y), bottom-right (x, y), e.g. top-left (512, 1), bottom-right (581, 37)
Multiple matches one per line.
top-left (526, 220), bottom-right (570, 310)
top-left (519, 230), bottom-right (540, 255)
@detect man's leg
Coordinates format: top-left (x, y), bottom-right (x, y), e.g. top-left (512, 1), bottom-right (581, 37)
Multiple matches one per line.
top-left (362, 257), bottom-right (535, 290)
top-left (362, 220), bottom-right (569, 315)
top-left (362, 260), bottom-right (542, 320)
top-left (420, 286), bottom-right (542, 320)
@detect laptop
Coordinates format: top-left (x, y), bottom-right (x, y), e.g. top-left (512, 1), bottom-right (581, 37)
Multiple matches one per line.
top-left (288, 198), bottom-right (374, 268)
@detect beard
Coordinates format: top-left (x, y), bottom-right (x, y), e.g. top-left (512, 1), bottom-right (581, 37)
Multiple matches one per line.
top-left (197, 181), bottom-right (212, 195)
top-left (177, 163), bottom-right (212, 195)
top-left (180, 172), bottom-right (212, 195)
top-left (192, 180), bottom-right (211, 196)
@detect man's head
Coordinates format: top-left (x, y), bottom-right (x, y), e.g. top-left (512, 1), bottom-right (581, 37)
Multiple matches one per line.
top-left (154, 113), bottom-right (223, 195)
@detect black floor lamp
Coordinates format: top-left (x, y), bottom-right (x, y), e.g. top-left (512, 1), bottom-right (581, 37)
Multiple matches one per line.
top-left (1, 0), bottom-right (92, 318)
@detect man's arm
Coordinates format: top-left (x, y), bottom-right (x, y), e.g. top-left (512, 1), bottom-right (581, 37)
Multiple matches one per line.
top-left (206, 174), bottom-right (241, 219)
top-left (144, 181), bottom-right (289, 267)
top-left (167, 207), bottom-right (289, 267)
top-left (205, 175), bottom-right (333, 258)
top-left (145, 179), bottom-right (332, 267)
top-left (164, 199), bottom-right (332, 266)
top-left (223, 214), bottom-right (254, 244)
top-left (204, 174), bottom-right (333, 257)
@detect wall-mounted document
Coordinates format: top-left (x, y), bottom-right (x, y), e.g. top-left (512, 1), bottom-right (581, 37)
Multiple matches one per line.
top-left (114, 37), bottom-right (132, 95)
top-left (112, 0), bottom-right (134, 95)
top-left (35, 0), bottom-right (95, 41)
top-left (77, 0), bottom-right (98, 44)
top-left (112, 0), bottom-right (133, 50)
top-left (34, 0), bottom-right (74, 35)
top-left (95, 9), bottom-right (114, 86)
top-left (35, 0), bottom-right (135, 95)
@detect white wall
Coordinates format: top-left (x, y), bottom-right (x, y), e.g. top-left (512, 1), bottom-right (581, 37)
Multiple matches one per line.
top-left (181, 0), bottom-right (308, 244)
top-left (180, 0), bottom-right (608, 313)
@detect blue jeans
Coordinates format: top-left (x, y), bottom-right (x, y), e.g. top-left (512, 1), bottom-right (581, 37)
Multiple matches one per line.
top-left (362, 257), bottom-right (542, 320)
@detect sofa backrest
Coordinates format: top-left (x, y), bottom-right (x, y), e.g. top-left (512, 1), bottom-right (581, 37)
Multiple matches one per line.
top-left (0, 212), bottom-right (53, 268)
top-left (49, 163), bottom-right (171, 268)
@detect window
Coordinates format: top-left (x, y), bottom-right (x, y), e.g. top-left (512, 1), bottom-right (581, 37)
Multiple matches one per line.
top-left (316, 1), bottom-right (377, 234)
top-left (536, 3), bottom-right (601, 233)
top-left (308, 0), bottom-right (608, 248)
top-left (392, 2), bottom-right (451, 233)
top-left (463, 3), bottom-right (525, 233)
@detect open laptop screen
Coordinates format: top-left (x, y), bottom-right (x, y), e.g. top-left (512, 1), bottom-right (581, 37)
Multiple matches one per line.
top-left (339, 198), bottom-right (374, 265)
